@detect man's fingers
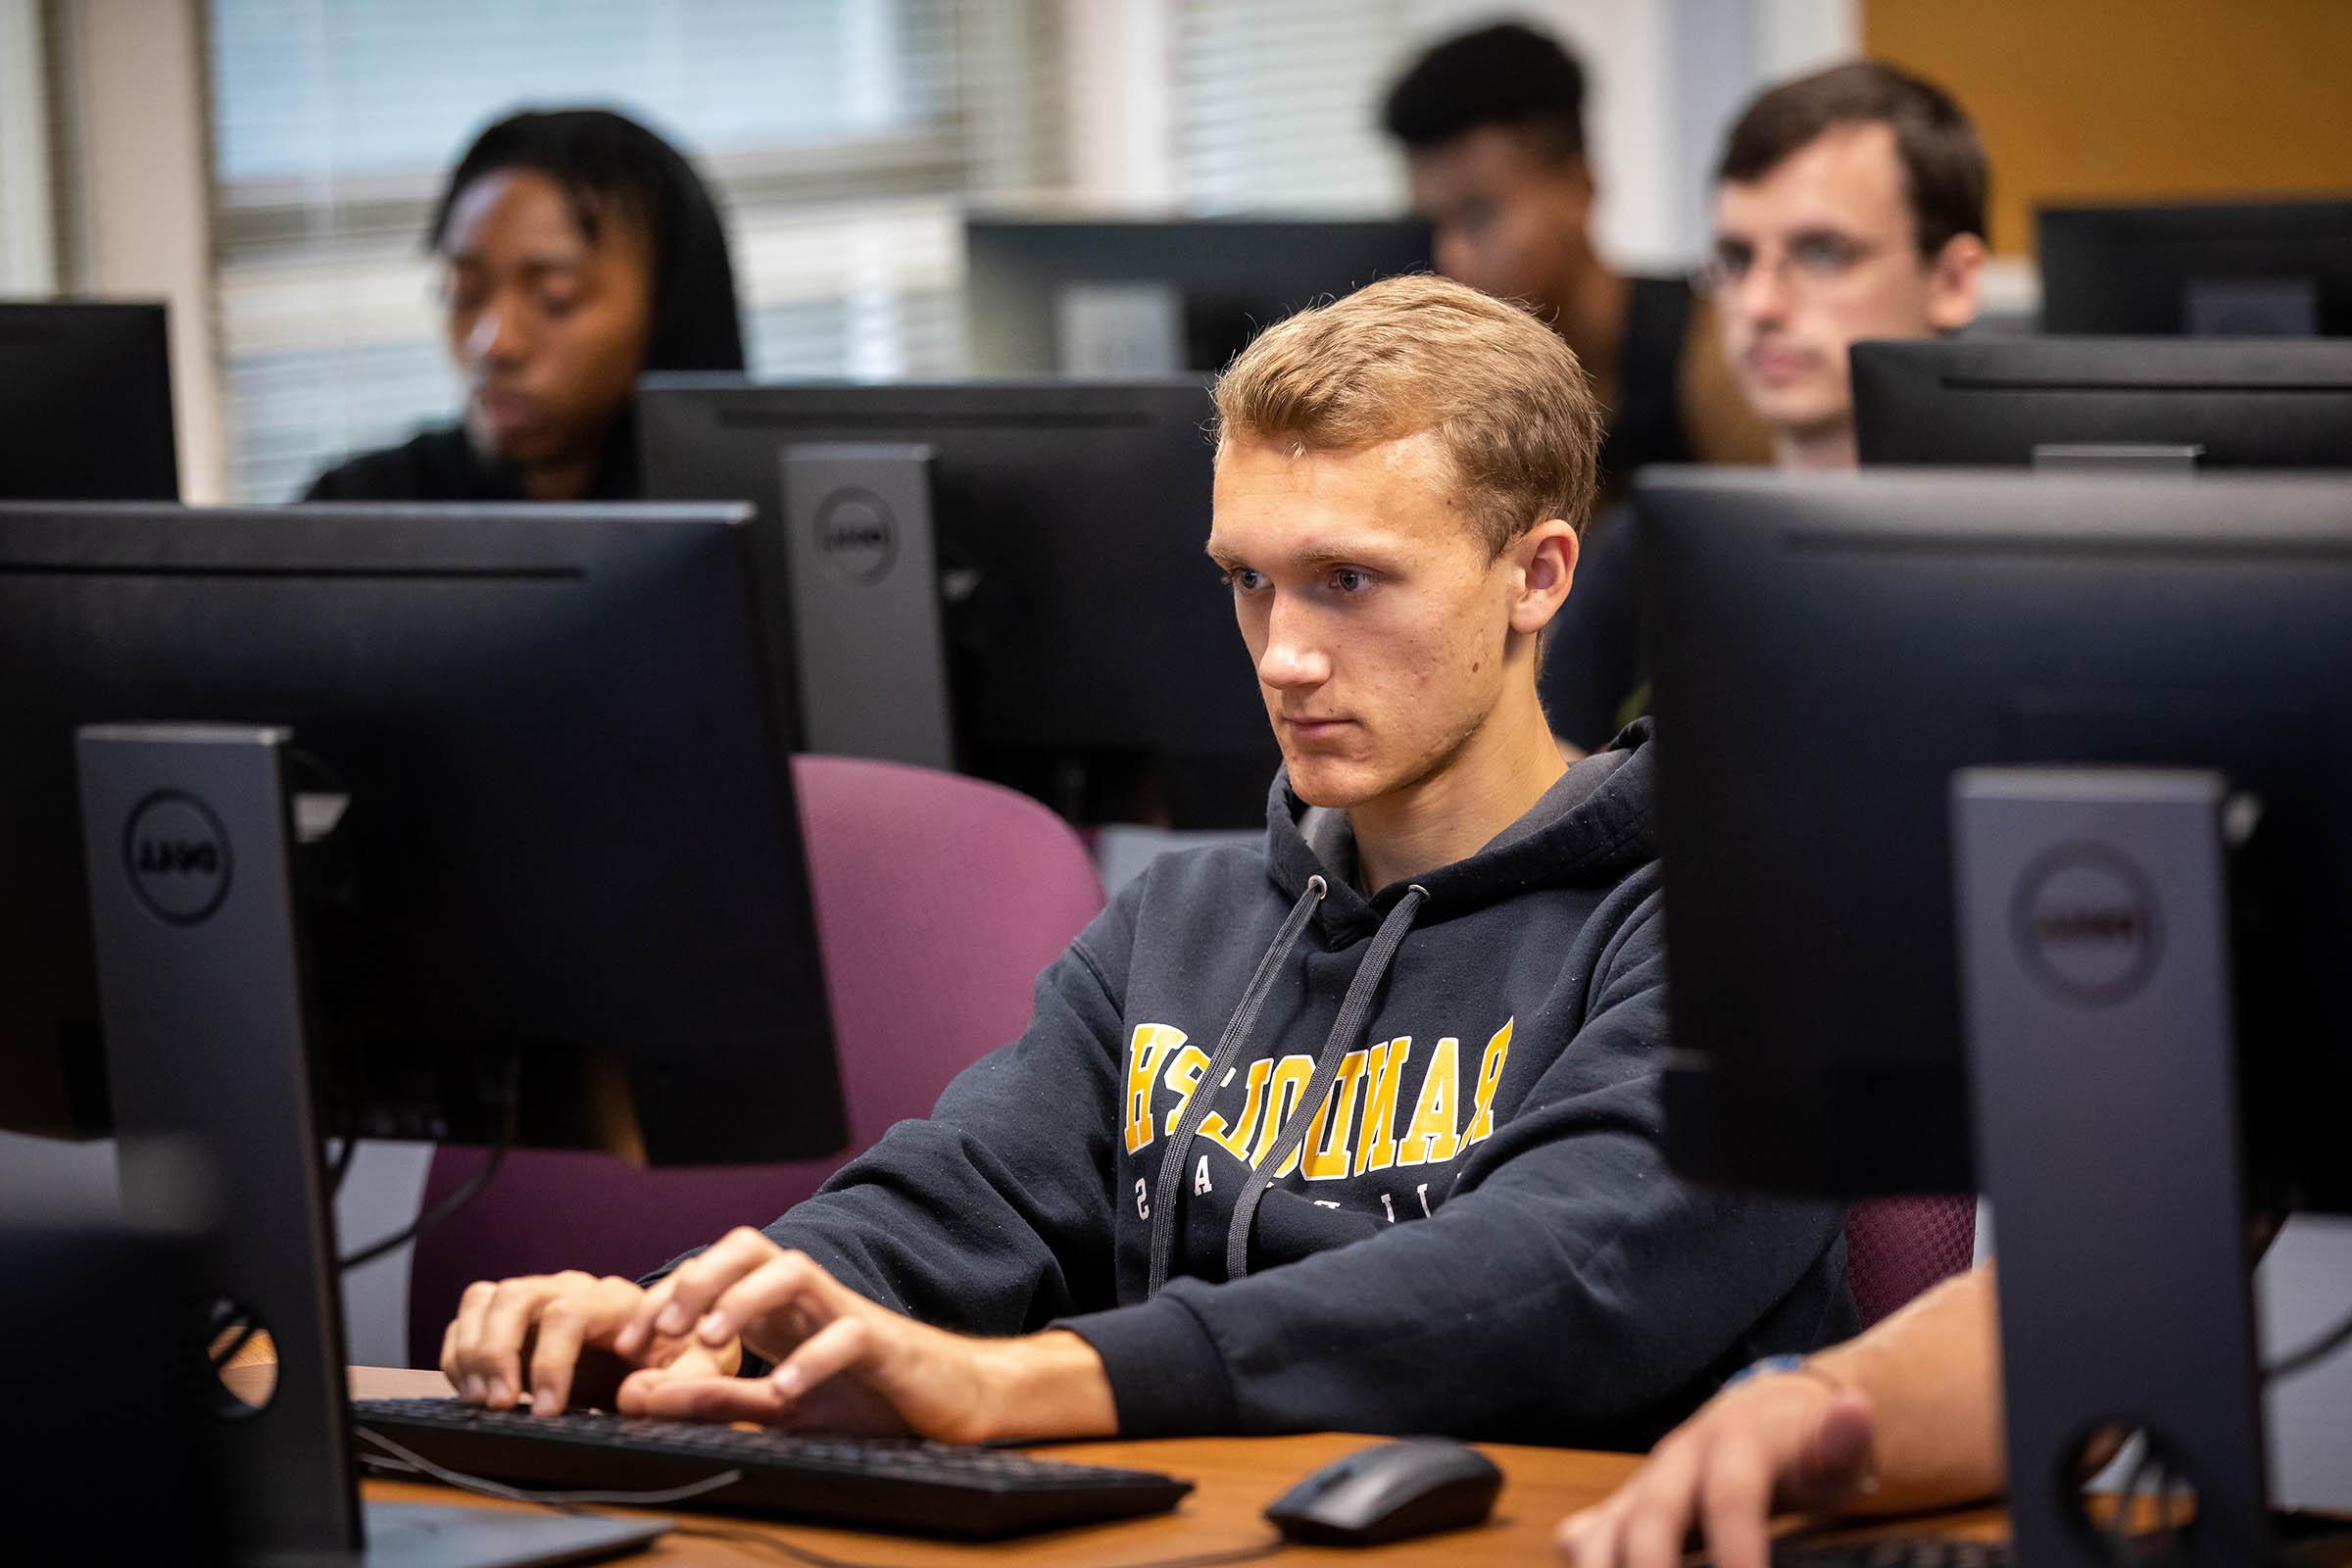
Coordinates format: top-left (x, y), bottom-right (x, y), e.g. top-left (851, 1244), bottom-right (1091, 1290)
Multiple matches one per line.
top-left (1553, 1500), bottom-right (1624, 1565)
top-left (526, 1277), bottom-right (634, 1416)
top-left (622, 1229), bottom-right (779, 1348)
top-left (1695, 1435), bottom-right (1778, 1568)
top-left (620, 1369), bottom-right (791, 1424)
top-left (767, 1315), bottom-right (872, 1402)
top-left (448, 1279), bottom-right (500, 1401)
top-left (701, 1252), bottom-right (830, 1351)
top-left (1614, 1436), bottom-right (1706, 1568)
top-left (472, 1276), bottom-right (578, 1408)
top-left (1792, 1390), bottom-right (1879, 1507)
top-left (611, 1274), bottom-right (674, 1359)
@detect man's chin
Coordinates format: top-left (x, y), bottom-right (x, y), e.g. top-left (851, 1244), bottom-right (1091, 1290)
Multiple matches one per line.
top-left (1283, 755), bottom-right (1387, 811)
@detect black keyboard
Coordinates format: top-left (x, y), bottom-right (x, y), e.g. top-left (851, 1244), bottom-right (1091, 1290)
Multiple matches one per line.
top-left (1769, 1544), bottom-right (2009, 1567)
top-left (350, 1396), bottom-right (1193, 1541)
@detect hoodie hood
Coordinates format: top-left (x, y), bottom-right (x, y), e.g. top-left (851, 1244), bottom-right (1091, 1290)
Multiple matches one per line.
top-left (1269, 717), bottom-right (1659, 942)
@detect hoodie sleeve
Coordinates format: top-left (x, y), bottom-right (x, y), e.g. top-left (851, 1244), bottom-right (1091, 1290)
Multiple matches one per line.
top-left (1055, 882), bottom-right (1853, 1446)
top-left (732, 886), bottom-right (1140, 1336)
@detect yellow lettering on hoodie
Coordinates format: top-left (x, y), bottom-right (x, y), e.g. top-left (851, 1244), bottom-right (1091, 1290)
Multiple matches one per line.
top-left (1294, 1049), bottom-right (1369, 1180)
top-left (1122, 1024), bottom-right (1186, 1154)
top-left (1250, 1054), bottom-right (1316, 1168)
top-left (1158, 1045), bottom-right (1212, 1136)
top-left (1395, 1035), bottom-right (1462, 1167)
top-left (1463, 1017), bottom-right (1515, 1148)
top-left (1198, 1056), bottom-right (1273, 1159)
top-left (1353, 1037), bottom-right (1411, 1174)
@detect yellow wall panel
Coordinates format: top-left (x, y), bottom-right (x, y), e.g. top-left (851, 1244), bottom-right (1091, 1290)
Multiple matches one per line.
top-left (1861, 0), bottom-right (2352, 254)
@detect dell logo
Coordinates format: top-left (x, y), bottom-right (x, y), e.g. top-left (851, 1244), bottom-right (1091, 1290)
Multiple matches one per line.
top-left (2010, 844), bottom-right (2163, 1006)
top-left (122, 792), bottom-right (233, 925)
top-left (811, 488), bottom-right (898, 585)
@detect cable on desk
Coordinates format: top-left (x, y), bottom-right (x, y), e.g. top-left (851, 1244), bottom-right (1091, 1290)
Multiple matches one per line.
top-left (356, 1426), bottom-right (746, 1507)
top-left (355, 1422), bottom-right (1291, 1568)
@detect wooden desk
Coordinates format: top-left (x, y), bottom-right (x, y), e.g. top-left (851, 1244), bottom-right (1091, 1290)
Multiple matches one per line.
top-left (328, 1367), bottom-right (2009, 1565)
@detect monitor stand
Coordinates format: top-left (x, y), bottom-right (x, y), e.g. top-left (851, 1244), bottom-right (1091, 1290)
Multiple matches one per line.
top-left (778, 443), bottom-right (955, 770)
top-left (76, 723), bottom-right (663, 1566)
top-left (1950, 766), bottom-right (2272, 1566)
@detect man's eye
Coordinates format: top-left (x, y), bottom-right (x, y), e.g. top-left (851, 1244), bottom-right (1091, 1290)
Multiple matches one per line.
top-left (1789, 235), bottom-right (1863, 275)
top-left (538, 291), bottom-right (583, 318)
top-left (1227, 568), bottom-right (1267, 592)
top-left (1710, 246), bottom-right (1754, 282)
top-left (1331, 567), bottom-right (1371, 594)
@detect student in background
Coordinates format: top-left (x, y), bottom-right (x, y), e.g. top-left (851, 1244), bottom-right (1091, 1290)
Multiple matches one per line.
top-left (305, 108), bottom-right (744, 503)
top-left (437, 275), bottom-right (1853, 1451)
top-left (1540, 59), bottom-right (1987, 752)
top-left (1380, 21), bottom-right (1770, 503)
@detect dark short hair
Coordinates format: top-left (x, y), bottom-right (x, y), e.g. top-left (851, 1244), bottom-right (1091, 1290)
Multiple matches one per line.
top-left (427, 107), bottom-right (746, 372)
top-left (1380, 22), bottom-right (1588, 163)
top-left (1716, 60), bottom-right (1988, 256)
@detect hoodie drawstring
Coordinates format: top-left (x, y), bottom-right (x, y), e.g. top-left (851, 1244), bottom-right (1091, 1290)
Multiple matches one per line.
top-left (1145, 874), bottom-right (1328, 1296)
top-left (1224, 883), bottom-right (1428, 1283)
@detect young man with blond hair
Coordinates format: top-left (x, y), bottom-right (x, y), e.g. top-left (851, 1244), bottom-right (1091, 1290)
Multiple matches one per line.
top-left (442, 274), bottom-right (1852, 1446)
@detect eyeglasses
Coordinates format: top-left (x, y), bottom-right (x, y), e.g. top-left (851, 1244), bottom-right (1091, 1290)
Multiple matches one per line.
top-left (1692, 233), bottom-right (1887, 298)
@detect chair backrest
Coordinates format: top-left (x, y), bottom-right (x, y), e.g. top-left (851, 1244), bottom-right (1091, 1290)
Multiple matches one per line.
top-left (405, 756), bottom-right (1104, 1368)
top-left (1844, 1196), bottom-right (1978, 1329)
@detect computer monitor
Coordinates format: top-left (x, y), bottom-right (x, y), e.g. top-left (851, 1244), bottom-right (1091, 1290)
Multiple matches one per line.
top-left (2037, 198), bottom-right (2352, 336)
top-left (963, 215), bottom-right (1433, 376)
top-left (637, 376), bottom-right (1278, 828)
top-left (1642, 467), bottom-right (2352, 1565)
top-left (1854, 335), bottom-right (2352, 469)
top-left (0, 301), bottom-right (177, 500)
top-left (0, 500), bottom-right (845, 1559)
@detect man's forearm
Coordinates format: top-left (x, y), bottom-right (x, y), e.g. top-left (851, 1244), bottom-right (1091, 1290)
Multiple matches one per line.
top-left (1813, 1263), bottom-right (2004, 1514)
top-left (978, 1329), bottom-right (1118, 1444)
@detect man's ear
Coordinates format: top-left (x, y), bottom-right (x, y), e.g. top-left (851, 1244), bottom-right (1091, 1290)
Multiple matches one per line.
top-left (1926, 232), bottom-right (1987, 333)
top-left (1511, 518), bottom-right (1580, 637)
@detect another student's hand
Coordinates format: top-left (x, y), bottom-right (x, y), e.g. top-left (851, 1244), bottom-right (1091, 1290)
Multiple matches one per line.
top-left (441, 1270), bottom-right (742, 1417)
top-left (1553, 1369), bottom-right (1879, 1568)
top-left (610, 1228), bottom-right (1117, 1445)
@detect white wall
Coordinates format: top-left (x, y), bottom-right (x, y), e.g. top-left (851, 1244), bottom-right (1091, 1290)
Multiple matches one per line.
top-left (0, 0), bottom-right (56, 293)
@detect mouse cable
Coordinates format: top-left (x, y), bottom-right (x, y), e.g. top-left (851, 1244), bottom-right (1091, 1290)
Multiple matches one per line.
top-left (356, 1425), bottom-right (1288, 1568)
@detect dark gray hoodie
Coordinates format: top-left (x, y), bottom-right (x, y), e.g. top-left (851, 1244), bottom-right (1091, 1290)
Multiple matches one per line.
top-left (753, 720), bottom-right (1854, 1446)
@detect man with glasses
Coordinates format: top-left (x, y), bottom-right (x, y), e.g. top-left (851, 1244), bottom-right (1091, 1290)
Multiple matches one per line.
top-left (1541, 61), bottom-right (1987, 750)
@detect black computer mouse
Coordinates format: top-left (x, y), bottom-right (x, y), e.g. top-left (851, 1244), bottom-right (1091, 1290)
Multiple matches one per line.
top-left (1262, 1437), bottom-right (1503, 1547)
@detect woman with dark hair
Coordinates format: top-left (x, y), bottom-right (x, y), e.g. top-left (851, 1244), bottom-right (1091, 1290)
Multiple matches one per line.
top-left (306, 108), bottom-right (745, 502)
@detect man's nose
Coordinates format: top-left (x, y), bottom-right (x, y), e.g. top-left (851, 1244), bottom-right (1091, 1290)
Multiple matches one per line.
top-left (1257, 599), bottom-right (1330, 689)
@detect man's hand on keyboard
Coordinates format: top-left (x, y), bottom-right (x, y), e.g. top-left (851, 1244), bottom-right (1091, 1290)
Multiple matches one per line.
top-left (1551, 1369), bottom-right (1879, 1568)
top-left (442, 1270), bottom-right (743, 1418)
top-left (608, 1227), bottom-right (1118, 1446)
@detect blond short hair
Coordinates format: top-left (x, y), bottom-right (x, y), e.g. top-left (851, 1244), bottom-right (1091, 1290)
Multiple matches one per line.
top-left (1211, 273), bottom-right (1601, 554)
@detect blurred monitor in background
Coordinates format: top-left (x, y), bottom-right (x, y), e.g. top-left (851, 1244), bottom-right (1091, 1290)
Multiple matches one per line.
top-left (638, 375), bottom-right (1277, 828)
top-left (962, 216), bottom-right (1431, 381)
top-left (304, 108), bottom-right (745, 504)
top-left (1853, 334), bottom-right (2352, 471)
top-left (1380, 21), bottom-right (1769, 502)
top-left (2038, 198), bottom-right (2352, 337)
top-left (1541, 58), bottom-right (1989, 755)
top-left (0, 301), bottom-right (177, 501)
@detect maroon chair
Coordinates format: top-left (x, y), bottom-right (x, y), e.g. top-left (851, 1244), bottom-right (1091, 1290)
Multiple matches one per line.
top-left (405, 755), bottom-right (1104, 1368)
top-left (1845, 1196), bottom-right (1978, 1329)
